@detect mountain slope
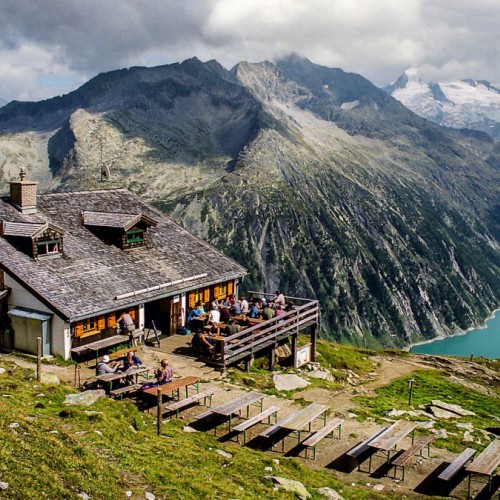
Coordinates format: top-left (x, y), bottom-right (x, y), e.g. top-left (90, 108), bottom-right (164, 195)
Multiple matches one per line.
top-left (0, 57), bottom-right (498, 347)
top-left (385, 70), bottom-right (500, 139)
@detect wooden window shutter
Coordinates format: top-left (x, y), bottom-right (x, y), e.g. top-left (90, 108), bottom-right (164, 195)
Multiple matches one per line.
top-left (97, 316), bottom-right (105, 330)
top-left (128, 308), bottom-right (136, 320)
top-left (107, 314), bottom-right (116, 328)
top-left (188, 293), bottom-right (195, 309)
top-left (214, 286), bottom-right (220, 299)
top-left (74, 322), bottom-right (84, 337)
top-left (204, 288), bottom-right (210, 303)
top-left (228, 281), bottom-right (234, 295)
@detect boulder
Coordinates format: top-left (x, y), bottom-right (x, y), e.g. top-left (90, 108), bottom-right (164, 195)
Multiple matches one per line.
top-left (273, 374), bottom-right (310, 391)
top-left (429, 406), bottom-right (460, 419)
top-left (0, 367), bottom-right (6, 374)
top-left (387, 409), bottom-right (407, 418)
top-left (314, 486), bottom-right (345, 499)
top-left (64, 390), bottom-right (106, 407)
top-left (215, 449), bottom-right (233, 459)
top-left (266, 476), bottom-right (311, 499)
top-left (40, 373), bottom-right (60, 385)
top-left (307, 370), bottom-right (333, 381)
top-left (431, 400), bottom-right (475, 417)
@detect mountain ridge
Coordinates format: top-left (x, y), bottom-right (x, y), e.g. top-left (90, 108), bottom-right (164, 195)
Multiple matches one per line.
top-left (0, 56), bottom-right (498, 348)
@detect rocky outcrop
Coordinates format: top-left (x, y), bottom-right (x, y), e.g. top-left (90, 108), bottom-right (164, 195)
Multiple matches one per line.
top-left (0, 56), bottom-right (498, 348)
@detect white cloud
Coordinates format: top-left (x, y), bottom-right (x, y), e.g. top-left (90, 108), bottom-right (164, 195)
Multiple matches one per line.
top-left (0, 0), bottom-right (498, 102)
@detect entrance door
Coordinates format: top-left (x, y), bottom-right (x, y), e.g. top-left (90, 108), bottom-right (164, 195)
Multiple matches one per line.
top-left (12, 316), bottom-right (51, 355)
top-left (169, 298), bottom-right (182, 334)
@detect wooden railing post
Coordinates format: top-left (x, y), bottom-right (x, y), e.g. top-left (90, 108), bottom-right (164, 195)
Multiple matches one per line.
top-left (156, 387), bottom-right (162, 436)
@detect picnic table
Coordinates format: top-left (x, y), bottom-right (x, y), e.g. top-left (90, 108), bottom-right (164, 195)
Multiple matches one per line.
top-left (367, 420), bottom-right (418, 472)
top-left (466, 440), bottom-right (500, 497)
top-left (262, 402), bottom-right (329, 451)
top-left (72, 334), bottom-right (130, 367)
top-left (196, 391), bottom-right (265, 431)
top-left (96, 366), bottom-right (149, 391)
top-left (142, 376), bottom-right (201, 401)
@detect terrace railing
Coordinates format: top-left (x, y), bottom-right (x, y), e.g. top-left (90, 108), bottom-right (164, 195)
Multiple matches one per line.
top-left (215, 293), bottom-right (319, 369)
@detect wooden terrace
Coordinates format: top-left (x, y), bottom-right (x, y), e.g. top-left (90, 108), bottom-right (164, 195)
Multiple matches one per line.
top-left (211, 291), bottom-right (320, 371)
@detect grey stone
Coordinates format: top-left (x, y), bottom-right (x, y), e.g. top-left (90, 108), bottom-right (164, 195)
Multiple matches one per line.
top-left (216, 449), bottom-right (233, 459)
top-left (387, 409), bottom-right (407, 418)
top-left (456, 422), bottom-right (474, 431)
top-left (0, 368), bottom-right (6, 374)
top-left (373, 484), bottom-right (384, 492)
top-left (8, 422), bottom-right (19, 429)
top-left (0, 482), bottom-right (9, 490)
top-left (264, 466), bottom-right (273, 471)
top-left (182, 426), bottom-right (198, 433)
top-left (266, 476), bottom-right (311, 498)
top-left (64, 390), bottom-right (106, 407)
top-left (77, 494), bottom-right (90, 500)
top-left (273, 374), bottom-right (310, 391)
top-left (307, 370), bottom-right (333, 381)
top-left (40, 373), bottom-right (60, 385)
top-left (429, 406), bottom-right (460, 419)
top-left (314, 486), bottom-right (345, 499)
top-left (416, 420), bottom-right (435, 429)
top-left (433, 429), bottom-right (448, 439)
top-left (463, 431), bottom-right (474, 443)
top-left (145, 493), bottom-right (155, 500)
top-left (125, 492), bottom-right (132, 497)
top-left (431, 400), bottom-right (475, 417)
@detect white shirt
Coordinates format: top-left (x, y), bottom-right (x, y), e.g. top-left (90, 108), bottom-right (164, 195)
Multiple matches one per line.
top-left (209, 309), bottom-right (221, 323)
top-left (275, 294), bottom-right (285, 306)
top-left (240, 299), bottom-right (249, 313)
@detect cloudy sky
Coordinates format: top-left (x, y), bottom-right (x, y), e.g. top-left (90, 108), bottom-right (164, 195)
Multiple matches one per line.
top-left (1, 0), bottom-right (498, 103)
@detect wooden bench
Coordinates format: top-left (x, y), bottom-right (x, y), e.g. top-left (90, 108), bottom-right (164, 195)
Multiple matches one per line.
top-left (108, 346), bottom-right (139, 360)
top-left (438, 448), bottom-right (476, 481)
top-left (301, 418), bottom-right (344, 460)
top-left (110, 383), bottom-right (142, 399)
top-left (165, 391), bottom-right (214, 418)
top-left (391, 436), bottom-right (434, 481)
top-left (346, 427), bottom-right (389, 458)
top-left (232, 406), bottom-right (279, 444)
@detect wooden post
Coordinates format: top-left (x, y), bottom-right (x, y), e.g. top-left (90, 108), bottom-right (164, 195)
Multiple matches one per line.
top-left (292, 334), bottom-right (297, 369)
top-left (310, 325), bottom-right (317, 362)
top-left (245, 354), bottom-right (254, 373)
top-left (469, 353), bottom-right (474, 362)
top-left (408, 378), bottom-right (414, 406)
top-left (156, 387), bottom-right (162, 436)
top-left (37, 337), bottom-right (42, 383)
top-left (268, 346), bottom-right (276, 371)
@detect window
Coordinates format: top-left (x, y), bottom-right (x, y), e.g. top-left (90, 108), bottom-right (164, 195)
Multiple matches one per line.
top-left (37, 240), bottom-right (60, 257)
top-left (125, 230), bottom-right (144, 243)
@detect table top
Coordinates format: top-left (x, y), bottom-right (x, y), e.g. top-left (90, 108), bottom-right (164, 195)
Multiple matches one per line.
top-left (277, 403), bottom-right (329, 431)
top-left (369, 420), bottom-right (419, 451)
top-left (96, 366), bottom-right (148, 382)
top-left (210, 391), bottom-right (265, 417)
top-left (142, 376), bottom-right (200, 397)
top-left (466, 440), bottom-right (500, 475)
top-left (85, 335), bottom-right (130, 352)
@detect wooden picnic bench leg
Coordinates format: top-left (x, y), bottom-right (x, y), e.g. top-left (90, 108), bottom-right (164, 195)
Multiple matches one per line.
top-left (368, 453), bottom-right (373, 473)
top-left (338, 424), bottom-right (342, 440)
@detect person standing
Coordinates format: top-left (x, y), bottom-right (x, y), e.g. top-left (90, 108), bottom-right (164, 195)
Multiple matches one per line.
top-left (117, 311), bottom-right (137, 346)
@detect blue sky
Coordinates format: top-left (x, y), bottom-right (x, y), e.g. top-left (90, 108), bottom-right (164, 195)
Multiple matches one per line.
top-left (1, 0), bottom-right (499, 103)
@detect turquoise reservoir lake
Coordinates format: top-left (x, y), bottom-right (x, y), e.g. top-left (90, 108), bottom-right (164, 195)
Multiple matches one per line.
top-left (411, 310), bottom-right (500, 359)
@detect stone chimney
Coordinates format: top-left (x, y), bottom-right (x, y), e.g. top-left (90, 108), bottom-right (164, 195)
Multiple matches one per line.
top-left (9, 168), bottom-right (38, 214)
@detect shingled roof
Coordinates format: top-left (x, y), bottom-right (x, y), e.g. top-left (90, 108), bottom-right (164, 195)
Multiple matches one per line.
top-left (0, 188), bottom-right (246, 321)
top-left (82, 211), bottom-right (157, 230)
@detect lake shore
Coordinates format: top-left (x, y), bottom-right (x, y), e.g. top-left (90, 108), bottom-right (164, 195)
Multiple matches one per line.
top-left (405, 306), bottom-right (500, 353)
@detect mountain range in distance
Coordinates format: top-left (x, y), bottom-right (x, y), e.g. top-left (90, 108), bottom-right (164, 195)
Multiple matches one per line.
top-left (385, 69), bottom-right (500, 140)
top-left (0, 55), bottom-right (498, 349)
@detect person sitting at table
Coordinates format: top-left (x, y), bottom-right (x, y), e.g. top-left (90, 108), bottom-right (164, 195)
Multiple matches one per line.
top-left (187, 304), bottom-right (203, 328)
top-left (224, 319), bottom-right (239, 336)
top-left (240, 296), bottom-right (249, 314)
top-left (274, 290), bottom-right (285, 307)
top-left (230, 300), bottom-right (241, 315)
top-left (96, 355), bottom-right (119, 376)
top-left (262, 303), bottom-right (274, 320)
top-left (196, 301), bottom-right (206, 315)
top-left (155, 358), bottom-right (173, 385)
top-left (122, 351), bottom-right (143, 371)
top-left (208, 306), bottom-right (220, 326)
top-left (219, 303), bottom-right (231, 322)
top-left (191, 329), bottom-right (215, 353)
top-left (210, 297), bottom-right (219, 311)
top-left (249, 302), bottom-right (260, 319)
top-left (238, 314), bottom-right (251, 328)
top-left (275, 305), bottom-right (286, 317)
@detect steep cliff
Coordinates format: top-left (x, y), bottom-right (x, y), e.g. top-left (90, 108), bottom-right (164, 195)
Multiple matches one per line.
top-left (0, 56), bottom-right (498, 347)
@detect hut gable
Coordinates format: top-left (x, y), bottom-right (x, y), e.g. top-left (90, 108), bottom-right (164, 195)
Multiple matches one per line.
top-left (1, 221), bottom-right (64, 259)
top-left (82, 211), bottom-right (157, 249)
